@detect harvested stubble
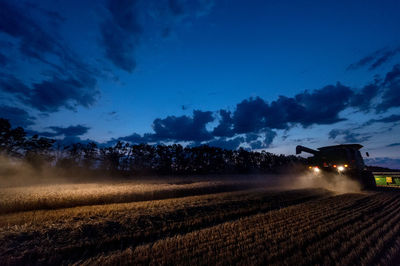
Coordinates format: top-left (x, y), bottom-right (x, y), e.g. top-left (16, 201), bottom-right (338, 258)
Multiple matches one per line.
top-left (1, 181), bottom-right (400, 266)
top-left (0, 187), bottom-right (328, 265)
top-left (82, 192), bottom-right (400, 266)
top-left (0, 181), bottom-right (254, 214)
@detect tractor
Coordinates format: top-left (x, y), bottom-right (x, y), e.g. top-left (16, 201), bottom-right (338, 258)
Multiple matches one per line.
top-left (296, 144), bottom-right (377, 189)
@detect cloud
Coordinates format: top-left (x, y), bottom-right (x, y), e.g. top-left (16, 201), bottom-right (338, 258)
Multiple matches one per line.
top-left (151, 110), bottom-right (214, 141)
top-left (369, 49), bottom-right (400, 70)
top-left (387, 143), bottom-right (400, 147)
top-left (377, 64), bottom-right (400, 112)
top-left (27, 76), bottom-right (99, 112)
top-left (28, 125), bottom-right (90, 139)
top-left (114, 83), bottom-right (359, 148)
top-left (0, 52), bottom-right (7, 66)
top-left (212, 110), bottom-right (234, 137)
top-left (0, 0), bottom-right (60, 63)
top-left (245, 133), bottom-right (259, 142)
top-left (225, 83), bottom-right (353, 135)
top-left (349, 82), bottom-right (380, 112)
top-left (248, 129), bottom-right (277, 149)
top-left (48, 125), bottom-right (90, 137)
top-left (293, 83), bottom-right (353, 125)
top-left (99, 0), bottom-right (215, 72)
top-left (0, 74), bottom-right (99, 113)
top-left (347, 47), bottom-right (400, 70)
top-left (328, 129), bottom-right (371, 143)
top-left (364, 114), bottom-right (400, 126)
top-left (100, 0), bottom-right (141, 72)
top-left (0, 1), bottom-right (100, 114)
top-left (232, 97), bottom-right (269, 133)
top-left (0, 105), bottom-right (36, 127)
top-left (205, 136), bottom-right (244, 150)
top-left (364, 157), bottom-right (400, 170)
top-left (0, 73), bottom-right (30, 96)
top-left (119, 133), bottom-right (145, 143)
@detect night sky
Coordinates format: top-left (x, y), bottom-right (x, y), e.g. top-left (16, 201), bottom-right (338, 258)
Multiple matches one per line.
top-left (0, 0), bottom-right (399, 168)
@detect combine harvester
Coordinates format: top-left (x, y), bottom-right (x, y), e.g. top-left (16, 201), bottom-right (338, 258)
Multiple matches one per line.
top-left (296, 144), bottom-right (400, 190)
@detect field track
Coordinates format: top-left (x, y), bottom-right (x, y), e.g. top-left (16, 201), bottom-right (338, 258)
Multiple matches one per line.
top-left (0, 182), bottom-right (400, 265)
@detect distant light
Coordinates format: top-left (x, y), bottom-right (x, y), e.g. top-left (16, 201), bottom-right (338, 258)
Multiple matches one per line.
top-left (313, 167), bottom-right (320, 173)
top-left (338, 166), bottom-right (345, 172)
top-left (309, 166), bottom-right (313, 169)
top-left (344, 164), bottom-right (348, 168)
top-left (333, 165), bottom-right (337, 168)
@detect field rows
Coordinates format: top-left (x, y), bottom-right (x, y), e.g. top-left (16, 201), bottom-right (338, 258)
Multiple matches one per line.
top-left (0, 188), bottom-right (329, 265)
top-left (0, 181), bottom-right (257, 214)
top-left (82, 192), bottom-right (400, 265)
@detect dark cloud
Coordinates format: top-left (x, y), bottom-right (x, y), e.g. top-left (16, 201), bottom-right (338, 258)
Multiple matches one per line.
top-left (377, 64), bottom-right (400, 112)
top-left (347, 49), bottom-right (383, 70)
top-left (347, 47), bottom-right (400, 70)
top-left (205, 136), bottom-right (244, 150)
top-left (0, 52), bottom-right (7, 66)
top-left (100, 0), bottom-right (141, 72)
top-left (227, 83), bottom-right (352, 135)
top-left (328, 129), bottom-right (371, 143)
top-left (212, 110), bottom-right (234, 137)
top-left (249, 129), bottom-right (277, 149)
top-left (0, 74), bottom-right (99, 113)
top-left (151, 110), bottom-right (214, 141)
top-left (0, 105), bottom-right (36, 127)
top-left (267, 96), bottom-right (305, 129)
top-left (263, 129), bottom-right (277, 147)
top-left (0, 1), bottom-right (100, 114)
top-left (364, 114), bottom-right (400, 126)
top-left (0, 0), bottom-right (59, 63)
top-left (369, 49), bottom-right (400, 70)
top-left (119, 133), bottom-right (145, 143)
top-left (349, 82), bottom-right (380, 111)
top-left (100, 0), bottom-right (215, 72)
top-left (23, 2), bottom-right (66, 27)
top-left (387, 143), bottom-right (400, 147)
top-left (375, 114), bottom-right (400, 123)
top-left (232, 97), bottom-right (269, 133)
top-left (364, 157), bottom-right (400, 170)
top-left (293, 83), bottom-right (353, 126)
top-left (28, 77), bottom-right (98, 112)
top-left (245, 133), bottom-right (259, 142)
top-left (106, 110), bottom-right (215, 144)
top-left (27, 125), bottom-right (90, 142)
top-left (48, 125), bottom-right (90, 137)
top-left (0, 73), bottom-right (30, 96)
top-left (168, 0), bottom-right (185, 15)
top-left (115, 83), bottom-right (357, 147)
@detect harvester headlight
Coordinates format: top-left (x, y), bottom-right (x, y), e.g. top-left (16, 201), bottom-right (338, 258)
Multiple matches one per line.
top-left (337, 166), bottom-right (345, 172)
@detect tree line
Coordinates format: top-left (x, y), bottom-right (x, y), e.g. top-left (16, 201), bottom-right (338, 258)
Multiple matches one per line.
top-left (0, 118), bottom-right (305, 177)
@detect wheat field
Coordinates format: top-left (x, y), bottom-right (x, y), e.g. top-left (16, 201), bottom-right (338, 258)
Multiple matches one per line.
top-left (0, 179), bottom-right (399, 265)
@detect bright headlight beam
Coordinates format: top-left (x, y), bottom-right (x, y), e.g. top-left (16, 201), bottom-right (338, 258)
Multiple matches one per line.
top-left (337, 166), bottom-right (345, 172)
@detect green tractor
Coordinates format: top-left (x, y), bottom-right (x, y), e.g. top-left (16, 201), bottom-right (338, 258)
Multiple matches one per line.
top-left (296, 144), bottom-right (377, 190)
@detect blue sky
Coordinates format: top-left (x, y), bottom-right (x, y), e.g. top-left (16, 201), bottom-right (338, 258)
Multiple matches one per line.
top-left (0, 0), bottom-right (400, 168)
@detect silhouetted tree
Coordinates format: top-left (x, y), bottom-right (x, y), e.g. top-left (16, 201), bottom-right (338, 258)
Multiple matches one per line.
top-left (0, 118), bottom-right (27, 157)
top-left (24, 135), bottom-right (55, 170)
top-left (0, 117), bottom-right (307, 177)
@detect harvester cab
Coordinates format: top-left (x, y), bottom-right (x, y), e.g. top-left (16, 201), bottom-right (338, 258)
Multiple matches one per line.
top-left (296, 144), bottom-right (376, 189)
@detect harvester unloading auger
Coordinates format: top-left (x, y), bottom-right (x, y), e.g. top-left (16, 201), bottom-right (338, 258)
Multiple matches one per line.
top-left (296, 144), bottom-right (377, 190)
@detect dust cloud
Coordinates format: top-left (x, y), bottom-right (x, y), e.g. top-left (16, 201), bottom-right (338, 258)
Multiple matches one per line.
top-left (0, 154), bottom-right (362, 195)
top-left (277, 171), bottom-right (362, 194)
top-left (0, 155), bottom-right (94, 188)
